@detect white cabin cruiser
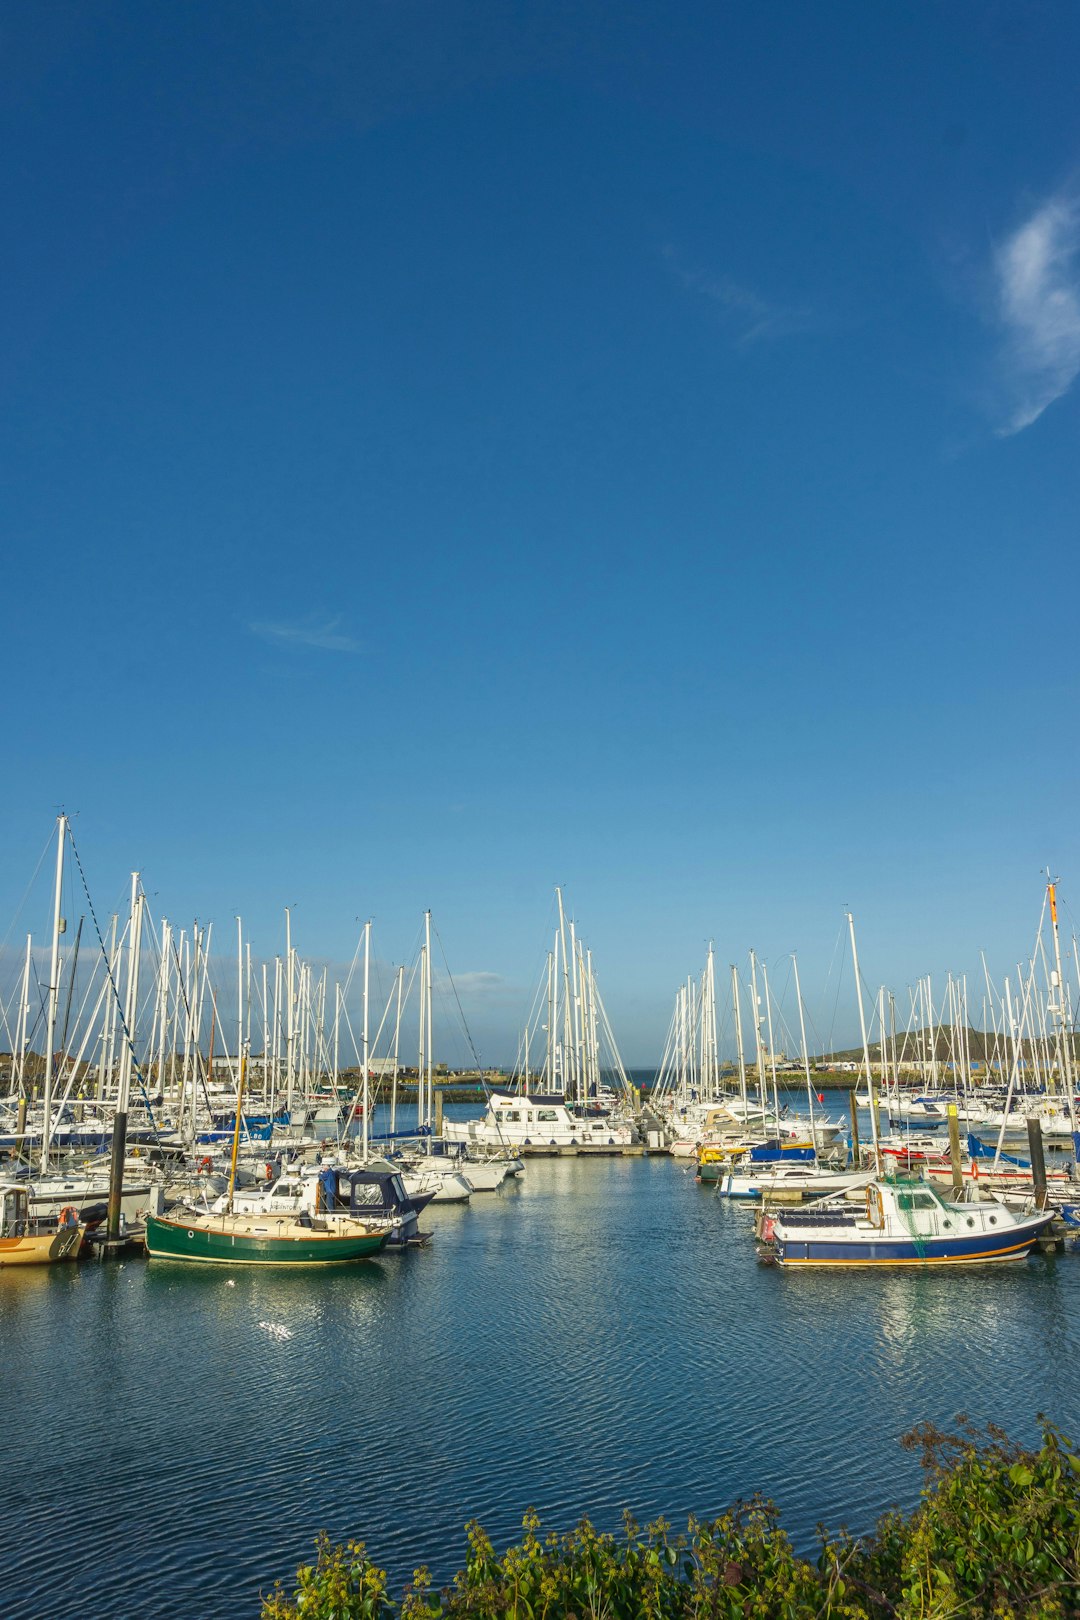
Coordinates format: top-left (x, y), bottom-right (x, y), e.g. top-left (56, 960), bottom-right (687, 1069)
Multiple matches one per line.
top-left (443, 1091), bottom-right (635, 1150)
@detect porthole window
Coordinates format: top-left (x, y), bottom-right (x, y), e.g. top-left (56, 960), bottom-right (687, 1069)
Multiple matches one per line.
top-left (989, 1216), bottom-right (997, 1225)
top-left (966, 1217), bottom-right (974, 1228)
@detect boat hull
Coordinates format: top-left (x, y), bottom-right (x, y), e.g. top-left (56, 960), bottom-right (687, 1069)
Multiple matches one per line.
top-left (774, 1215), bottom-right (1052, 1266)
top-left (144, 1214), bottom-right (387, 1265)
top-left (0, 1225), bottom-right (84, 1266)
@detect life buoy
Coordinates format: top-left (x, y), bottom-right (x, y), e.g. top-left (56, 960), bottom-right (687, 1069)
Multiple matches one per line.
top-left (866, 1186), bottom-right (884, 1228)
top-left (265, 1162), bottom-right (275, 1182)
top-left (58, 1205), bottom-right (79, 1228)
top-left (198, 1156), bottom-right (213, 1173)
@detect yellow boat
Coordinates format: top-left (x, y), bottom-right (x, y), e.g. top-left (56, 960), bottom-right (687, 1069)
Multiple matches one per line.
top-left (0, 1183), bottom-right (84, 1266)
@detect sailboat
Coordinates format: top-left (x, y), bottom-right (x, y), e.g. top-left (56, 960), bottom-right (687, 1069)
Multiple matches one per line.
top-left (145, 1055), bottom-right (389, 1265)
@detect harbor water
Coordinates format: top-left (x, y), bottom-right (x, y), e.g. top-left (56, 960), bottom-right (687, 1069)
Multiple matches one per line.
top-left (2, 1129), bottom-right (1079, 1619)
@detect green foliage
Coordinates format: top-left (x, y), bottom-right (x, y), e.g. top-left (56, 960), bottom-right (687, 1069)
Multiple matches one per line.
top-left (262, 1419), bottom-right (1080, 1620)
top-left (261, 1532), bottom-right (394, 1620)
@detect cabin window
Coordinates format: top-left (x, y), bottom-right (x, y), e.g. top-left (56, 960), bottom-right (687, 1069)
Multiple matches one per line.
top-left (897, 1192), bottom-right (936, 1212)
top-left (537, 1110), bottom-right (558, 1122)
top-left (503, 1111), bottom-right (521, 1123)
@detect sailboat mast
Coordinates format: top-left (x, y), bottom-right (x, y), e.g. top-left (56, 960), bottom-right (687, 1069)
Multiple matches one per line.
top-left (425, 909), bottom-right (433, 1127)
top-left (731, 963), bottom-right (748, 1111)
top-left (847, 911), bottom-right (881, 1172)
top-left (390, 964), bottom-right (403, 1134)
top-left (362, 919), bottom-right (371, 1159)
top-left (1048, 879), bottom-right (1077, 1134)
top-left (285, 908), bottom-right (295, 1122)
top-left (792, 953), bottom-right (818, 1147)
top-left (14, 933), bottom-right (32, 1097)
top-left (39, 812), bottom-right (67, 1171)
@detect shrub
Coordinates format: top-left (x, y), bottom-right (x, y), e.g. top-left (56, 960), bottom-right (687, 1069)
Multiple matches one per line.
top-left (263, 1418), bottom-right (1080, 1619)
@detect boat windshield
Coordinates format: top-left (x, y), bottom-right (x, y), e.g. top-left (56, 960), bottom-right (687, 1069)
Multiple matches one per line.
top-left (895, 1191), bottom-right (938, 1211)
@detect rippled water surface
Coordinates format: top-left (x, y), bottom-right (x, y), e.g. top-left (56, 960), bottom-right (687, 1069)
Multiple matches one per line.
top-left (3, 1146), bottom-right (1079, 1619)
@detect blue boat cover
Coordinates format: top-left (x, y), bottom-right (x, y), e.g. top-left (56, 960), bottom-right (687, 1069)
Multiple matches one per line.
top-left (966, 1133), bottom-right (1029, 1167)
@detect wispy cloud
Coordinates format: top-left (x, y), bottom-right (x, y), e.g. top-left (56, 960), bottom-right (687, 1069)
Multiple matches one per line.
top-left (435, 970), bottom-right (512, 1001)
top-left (994, 190), bottom-right (1080, 434)
top-left (662, 245), bottom-right (816, 345)
top-left (248, 615), bottom-right (361, 653)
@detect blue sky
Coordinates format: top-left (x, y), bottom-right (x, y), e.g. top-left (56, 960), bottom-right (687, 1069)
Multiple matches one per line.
top-left (3, 1), bottom-right (1079, 1064)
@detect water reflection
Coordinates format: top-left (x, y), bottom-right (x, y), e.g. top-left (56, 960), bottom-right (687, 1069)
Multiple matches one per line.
top-left (1, 1155), bottom-right (1078, 1620)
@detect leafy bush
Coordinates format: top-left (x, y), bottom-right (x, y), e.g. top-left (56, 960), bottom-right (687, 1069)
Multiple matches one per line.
top-left (263, 1418), bottom-right (1080, 1619)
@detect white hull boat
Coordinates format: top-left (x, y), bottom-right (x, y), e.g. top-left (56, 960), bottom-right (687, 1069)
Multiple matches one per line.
top-left (444, 1092), bottom-right (635, 1151)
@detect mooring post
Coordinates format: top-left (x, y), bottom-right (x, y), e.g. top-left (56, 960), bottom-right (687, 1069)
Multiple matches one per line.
top-left (1026, 1116), bottom-right (1048, 1210)
top-left (434, 1083), bottom-right (444, 1139)
top-left (947, 1104), bottom-right (963, 1194)
top-left (14, 1096), bottom-right (27, 1162)
top-left (847, 1086), bottom-right (861, 1168)
top-left (106, 1109), bottom-right (128, 1241)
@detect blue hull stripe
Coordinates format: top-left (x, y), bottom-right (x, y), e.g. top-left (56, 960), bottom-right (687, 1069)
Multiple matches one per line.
top-left (777, 1223), bottom-right (1049, 1266)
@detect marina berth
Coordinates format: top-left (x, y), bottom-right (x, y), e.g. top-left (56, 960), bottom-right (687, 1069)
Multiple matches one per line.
top-left (760, 1177), bottom-right (1054, 1267)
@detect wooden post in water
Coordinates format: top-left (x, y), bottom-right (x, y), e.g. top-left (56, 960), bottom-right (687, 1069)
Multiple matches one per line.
top-left (1026, 1117), bottom-right (1048, 1210)
top-left (434, 1082), bottom-right (444, 1139)
top-left (947, 1104), bottom-right (963, 1194)
top-left (847, 1086), bottom-right (861, 1167)
top-left (14, 1096), bottom-right (27, 1162)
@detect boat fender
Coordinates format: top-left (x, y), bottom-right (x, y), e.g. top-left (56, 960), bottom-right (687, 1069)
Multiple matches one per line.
top-left (198, 1157), bottom-right (213, 1173)
top-left (58, 1205), bottom-right (79, 1228)
top-left (265, 1162), bottom-right (274, 1181)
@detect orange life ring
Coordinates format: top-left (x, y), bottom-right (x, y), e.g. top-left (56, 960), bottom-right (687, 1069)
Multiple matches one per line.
top-left (198, 1156), bottom-right (213, 1173)
top-left (58, 1205), bottom-right (79, 1228)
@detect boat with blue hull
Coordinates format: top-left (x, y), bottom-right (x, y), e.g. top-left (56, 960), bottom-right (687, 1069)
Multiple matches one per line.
top-left (762, 1178), bottom-right (1054, 1267)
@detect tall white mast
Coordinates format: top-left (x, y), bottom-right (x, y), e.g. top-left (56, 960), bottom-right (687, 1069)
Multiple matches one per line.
top-left (362, 920), bottom-right (371, 1159)
top-left (847, 911), bottom-right (881, 1172)
top-left (115, 876), bottom-right (144, 1117)
top-left (748, 950), bottom-right (766, 1109)
top-left (39, 813), bottom-right (67, 1170)
top-left (1048, 878), bottom-right (1077, 1135)
top-left (14, 934), bottom-right (32, 1097)
top-left (546, 942), bottom-right (556, 1091)
top-left (424, 909), bottom-right (433, 1127)
top-left (792, 952), bottom-right (818, 1149)
top-left (417, 940), bottom-right (427, 1130)
top-left (731, 963), bottom-right (748, 1111)
top-left (390, 964), bottom-right (404, 1133)
top-left (556, 888), bottom-right (574, 1100)
top-left (285, 908), bottom-right (295, 1121)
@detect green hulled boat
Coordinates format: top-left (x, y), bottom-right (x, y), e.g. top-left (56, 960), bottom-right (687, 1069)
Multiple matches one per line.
top-left (144, 1210), bottom-right (389, 1265)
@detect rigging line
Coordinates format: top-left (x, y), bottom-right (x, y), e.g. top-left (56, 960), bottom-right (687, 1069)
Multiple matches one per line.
top-left (432, 920), bottom-right (484, 1073)
top-left (66, 827), bottom-right (163, 1146)
top-left (0, 826), bottom-right (54, 960)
